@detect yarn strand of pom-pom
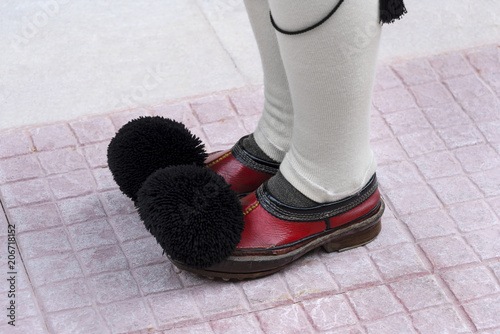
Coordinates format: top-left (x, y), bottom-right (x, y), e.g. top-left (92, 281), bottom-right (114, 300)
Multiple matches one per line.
top-left (379, 0), bottom-right (407, 24)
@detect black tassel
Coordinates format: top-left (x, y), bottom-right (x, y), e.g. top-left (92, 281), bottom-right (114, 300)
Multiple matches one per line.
top-left (380, 0), bottom-right (407, 24)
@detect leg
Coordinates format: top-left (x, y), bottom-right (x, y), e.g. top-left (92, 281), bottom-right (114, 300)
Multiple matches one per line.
top-left (268, 0), bottom-right (381, 203)
top-left (137, 0), bottom-right (387, 278)
top-left (243, 0), bottom-right (294, 162)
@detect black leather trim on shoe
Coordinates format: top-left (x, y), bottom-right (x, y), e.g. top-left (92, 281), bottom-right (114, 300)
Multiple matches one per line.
top-left (231, 137), bottom-right (280, 175)
top-left (257, 174), bottom-right (379, 222)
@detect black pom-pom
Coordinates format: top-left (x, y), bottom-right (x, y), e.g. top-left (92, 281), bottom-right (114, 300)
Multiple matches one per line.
top-left (107, 117), bottom-right (207, 201)
top-left (380, 0), bottom-right (407, 24)
top-left (136, 165), bottom-right (244, 269)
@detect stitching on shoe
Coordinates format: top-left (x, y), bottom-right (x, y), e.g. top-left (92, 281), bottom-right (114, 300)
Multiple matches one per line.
top-left (243, 202), bottom-right (260, 216)
top-left (206, 152), bottom-right (232, 168)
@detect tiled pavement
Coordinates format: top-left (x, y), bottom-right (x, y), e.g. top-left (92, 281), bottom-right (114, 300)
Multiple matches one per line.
top-left (0, 44), bottom-right (499, 333)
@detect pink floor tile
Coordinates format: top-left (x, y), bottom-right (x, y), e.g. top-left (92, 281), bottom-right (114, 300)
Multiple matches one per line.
top-left (487, 196), bottom-right (500, 217)
top-left (99, 299), bottom-right (155, 333)
top-left (441, 266), bottom-right (500, 302)
top-left (421, 102), bottom-right (471, 129)
top-left (382, 108), bottom-right (432, 136)
top-left (151, 103), bottom-right (199, 129)
top-left (57, 194), bottom-right (107, 224)
top-left (482, 71), bottom-right (500, 96)
top-left (385, 184), bottom-right (441, 216)
top-left (460, 94), bottom-right (500, 122)
top-left (410, 82), bottom-right (455, 108)
top-left (364, 314), bottom-right (417, 334)
top-left (37, 147), bottom-right (87, 175)
top-left (419, 236), bottom-right (479, 270)
top-left (67, 219), bottom-right (117, 251)
top-left (454, 144), bottom-right (500, 173)
top-left (48, 169), bottom-right (96, 200)
top-left (370, 243), bottom-right (429, 280)
top-left (0, 178), bottom-right (52, 208)
top-left (163, 323), bottom-right (214, 334)
top-left (491, 262), bottom-right (500, 281)
top-left (148, 290), bottom-right (202, 329)
top-left (70, 116), bottom-right (116, 145)
top-left (47, 308), bottom-right (109, 334)
top-left (99, 189), bottom-right (136, 215)
top-left (191, 282), bottom-right (248, 321)
top-left (241, 114), bottom-right (261, 133)
top-left (121, 236), bottom-right (165, 268)
top-left (107, 213), bottom-right (150, 242)
top-left (83, 142), bottom-right (110, 168)
top-left (2, 45), bottom-right (500, 333)
top-left (373, 66), bottom-right (402, 92)
top-left (256, 304), bottom-right (315, 334)
top-left (398, 130), bottom-right (446, 157)
top-left (370, 113), bottom-right (393, 142)
top-left (346, 285), bottom-right (404, 321)
top-left (18, 227), bottom-right (72, 259)
top-left (429, 175), bottom-right (483, 205)
top-left (429, 53), bottom-right (474, 79)
top-left (89, 270), bottom-right (140, 304)
top-left (411, 304), bottom-right (470, 333)
top-left (465, 227), bottom-right (500, 261)
top-left (371, 138), bottom-right (408, 165)
top-left (281, 255), bottom-right (339, 301)
top-left (301, 294), bottom-right (358, 331)
top-left (7, 202), bottom-right (62, 233)
top-left (92, 167), bottom-right (118, 192)
top-left (14, 289), bottom-right (41, 320)
top-left (30, 123), bottom-right (78, 151)
top-left (478, 120), bottom-right (500, 143)
top-left (133, 262), bottom-right (183, 295)
top-left (0, 154), bottom-right (43, 183)
top-left (469, 168), bottom-right (500, 197)
top-left (445, 75), bottom-right (492, 102)
top-left (241, 273), bottom-right (292, 311)
top-left (0, 316), bottom-right (47, 334)
top-left (389, 275), bottom-right (449, 311)
top-left (322, 251), bottom-right (382, 291)
top-left (391, 58), bottom-right (437, 86)
top-left (109, 109), bottom-right (151, 130)
top-left (327, 326), bottom-right (365, 334)
top-left (0, 130), bottom-right (33, 158)
top-left (372, 87), bottom-right (416, 114)
top-left (229, 88), bottom-right (265, 116)
top-left (463, 295), bottom-right (500, 331)
top-left (211, 314), bottom-right (264, 334)
top-left (79, 245), bottom-right (129, 275)
top-left (190, 96), bottom-right (236, 124)
top-left (413, 151), bottom-right (463, 179)
top-left (377, 160), bottom-right (424, 190)
top-left (25, 252), bottom-right (84, 287)
top-left (466, 45), bottom-right (500, 73)
top-left (364, 216), bottom-right (412, 250)
top-left (437, 124), bottom-right (486, 151)
top-left (36, 278), bottom-right (93, 312)
top-left (447, 200), bottom-right (498, 232)
top-left (202, 118), bottom-right (248, 147)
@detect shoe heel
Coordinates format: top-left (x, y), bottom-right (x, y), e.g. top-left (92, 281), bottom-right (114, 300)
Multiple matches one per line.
top-left (322, 220), bottom-right (382, 253)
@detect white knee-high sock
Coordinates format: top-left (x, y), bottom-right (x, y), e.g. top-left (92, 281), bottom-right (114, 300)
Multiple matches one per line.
top-left (243, 0), bottom-right (294, 162)
top-left (268, 0), bottom-right (381, 202)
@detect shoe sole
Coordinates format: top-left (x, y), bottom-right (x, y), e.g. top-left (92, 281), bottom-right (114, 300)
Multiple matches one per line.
top-left (172, 199), bottom-right (384, 280)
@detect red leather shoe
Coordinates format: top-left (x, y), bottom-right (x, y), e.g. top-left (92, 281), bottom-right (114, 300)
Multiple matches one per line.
top-left (171, 174), bottom-right (384, 280)
top-left (206, 137), bottom-right (279, 197)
